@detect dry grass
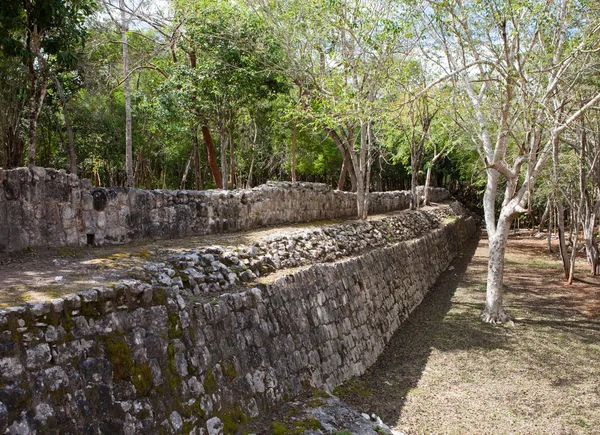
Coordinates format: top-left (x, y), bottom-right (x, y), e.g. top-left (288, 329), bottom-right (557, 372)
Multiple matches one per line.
top-left (338, 232), bottom-right (600, 435)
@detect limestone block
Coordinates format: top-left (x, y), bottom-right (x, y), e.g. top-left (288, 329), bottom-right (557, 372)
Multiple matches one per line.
top-left (26, 343), bottom-right (52, 370)
top-left (0, 357), bottom-right (23, 380)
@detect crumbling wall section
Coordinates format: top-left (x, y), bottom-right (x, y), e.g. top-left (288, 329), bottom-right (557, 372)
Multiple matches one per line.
top-left (0, 167), bottom-right (449, 252)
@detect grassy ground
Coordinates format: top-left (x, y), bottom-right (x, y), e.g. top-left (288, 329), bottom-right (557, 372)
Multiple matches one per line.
top-left (337, 232), bottom-right (600, 435)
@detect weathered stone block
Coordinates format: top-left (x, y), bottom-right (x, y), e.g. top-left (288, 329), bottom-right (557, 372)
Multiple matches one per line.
top-left (26, 343), bottom-right (51, 369)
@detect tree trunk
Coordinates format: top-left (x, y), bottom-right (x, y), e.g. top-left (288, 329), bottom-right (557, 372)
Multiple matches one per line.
top-left (347, 147), bottom-right (358, 192)
top-left (120, 0), bottom-right (134, 188)
top-left (547, 197), bottom-right (554, 252)
top-left (291, 120), bottom-right (297, 182)
top-left (538, 198), bottom-right (550, 233)
top-left (424, 166), bottom-right (432, 206)
top-left (328, 128), bottom-right (357, 192)
top-left (568, 215), bottom-right (579, 285)
top-left (191, 124), bottom-right (201, 190)
top-left (51, 74), bottom-right (77, 175)
top-left (337, 152), bottom-right (349, 191)
top-left (218, 120), bottom-right (228, 190)
top-left (410, 165), bottom-right (419, 210)
top-left (556, 202), bottom-right (570, 279)
top-left (26, 31), bottom-right (47, 168)
top-left (480, 168), bottom-right (515, 324)
top-left (355, 121), bottom-right (369, 220)
top-left (229, 126), bottom-right (235, 188)
top-left (480, 214), bottom-right (511, 324)
top-left (180, 149), bottom-right (193, 189)
top-left (200, 125), bottom-right (222, 189)
top-left (246, 152), bottom-right (254, 189)
top-left (583, 210), bottom-right (599, 275)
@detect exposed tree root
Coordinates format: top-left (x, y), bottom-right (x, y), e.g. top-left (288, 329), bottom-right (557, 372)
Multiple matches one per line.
top-left (480, 308), bottom-right (511, 325)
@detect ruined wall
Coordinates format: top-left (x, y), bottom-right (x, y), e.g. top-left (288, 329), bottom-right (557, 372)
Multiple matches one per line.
top-left (0, 166), bottom-right (449, 253)
top-left (0, 213), bottom-right (476, 434)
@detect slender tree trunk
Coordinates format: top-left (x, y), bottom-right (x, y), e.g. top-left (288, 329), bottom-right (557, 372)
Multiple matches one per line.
top-left (218, 120), bottom-right (228, 190)
top-left (328, 128), bottom-right (357, 192)
top-left (583, 209), bottom-right (599, 275)
top-left (26, 19), bottom-right (37, 167)
top-left (191, 124), bottom-right (201, 190)
top-left (347, 147), bottom-right (358, 192)
top-left (120, 0), bottom-right (134, 188)
top-left (424, 166), bottom-right (432, 206)
top-left (180, 149), bottom-right (193, 189)
top-left (481, 213), bottom-right (512, 324)
top-left (26, 32), bottom-right (47, 168)
top-left (229, 126), bottom-right (235, 188)
top-left (291, 120), bottom-right (297, 182)
top-left (410, 164), bottom-right (420, 210)
top-left (556, 202), bottom-right (570, 279)
top-left (568, 213), bottom-right (580, 285)
top-left (337, 152), bottom-right (349, 191)
top-left (201, 125), bottom-right (222, 188)
top-left (51, 75), bottom-right (77, 175)
top-left (538, 198), bottom-right (550, 233)
top-left (246, 153), bottom-right (254, 189)
top-left (355, 121), bottom-right (369, 220)
top-left (548, 196), bottom-right (554, 252)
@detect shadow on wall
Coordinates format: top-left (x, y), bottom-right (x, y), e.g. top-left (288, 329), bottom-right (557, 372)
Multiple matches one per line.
top-left (336, 233), bottom-right (507, 424)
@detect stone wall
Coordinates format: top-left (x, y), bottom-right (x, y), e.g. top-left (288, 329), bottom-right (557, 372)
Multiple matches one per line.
top-left (0, 166), bottom-right (449, 253)
top-left (0, 212), bottom-right (476, 434)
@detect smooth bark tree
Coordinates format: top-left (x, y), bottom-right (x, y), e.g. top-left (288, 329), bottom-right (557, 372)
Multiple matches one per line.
top-left (103, 0), bottom-right (143, 188)
top-left (121, 0), bottom-right (134, 188)
top-left (425, 0), bottom-right (600, 323)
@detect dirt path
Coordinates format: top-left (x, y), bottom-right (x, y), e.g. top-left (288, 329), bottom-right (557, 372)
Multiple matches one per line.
top-left (337, 232), bottom-right (600, 435)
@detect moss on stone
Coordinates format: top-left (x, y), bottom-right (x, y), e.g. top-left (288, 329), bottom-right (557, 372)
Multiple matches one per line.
top-left (101, 332), bottom-right (133, 382)
top-left (162, 342), bottom-right (182, 391)
top-left (62, 310), bottom-right (74, 333)
top-left (132, 363), bottom-right (153, 397)
top-left (219, 407), bottom-right (249, 434)
top-left (153, 288), bottom-right (168, 305)
top-left (271, 421), bottom-right (289, 435)
top-left (333, 377), bottom-right (372, 399)
top-left (222, 361), bottom-right (237, 380)
top-left (79, 302), bottom-right (101, 319)
top-left (203, 369), bottom-right (217, 395)
top-left (270, 418), bottom-right (322, 435)
top-left (137, 408), bottom-right (151, 420)
top-left (167, 310), bottom-right (182, 339)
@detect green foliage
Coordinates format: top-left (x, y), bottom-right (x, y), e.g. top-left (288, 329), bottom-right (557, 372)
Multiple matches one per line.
top-left (0, 0), bottom-right (96, 65)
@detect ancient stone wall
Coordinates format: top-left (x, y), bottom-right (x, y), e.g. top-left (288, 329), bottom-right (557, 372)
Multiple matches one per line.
top-left (0, 166), bottom-right (449, 253)
top-left (0, 212), bottom-right (475, 434)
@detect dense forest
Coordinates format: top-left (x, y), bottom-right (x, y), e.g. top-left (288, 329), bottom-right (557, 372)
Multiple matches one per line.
top-left (1, 0), bottom-right (599, 321)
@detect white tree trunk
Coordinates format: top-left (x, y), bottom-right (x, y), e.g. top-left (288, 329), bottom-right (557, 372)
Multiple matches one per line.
top-left (481, 213), bottom-right (511, 324)
top-left (423, 166), bottom-right (432, 206)
top-left (120, 0), bottom-right (134, 188)
top-left (291, 120), bottom-right (297, 183)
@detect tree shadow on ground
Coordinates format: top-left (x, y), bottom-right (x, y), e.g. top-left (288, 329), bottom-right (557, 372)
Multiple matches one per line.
top-left (337, 234), bottom-right (510, 424)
